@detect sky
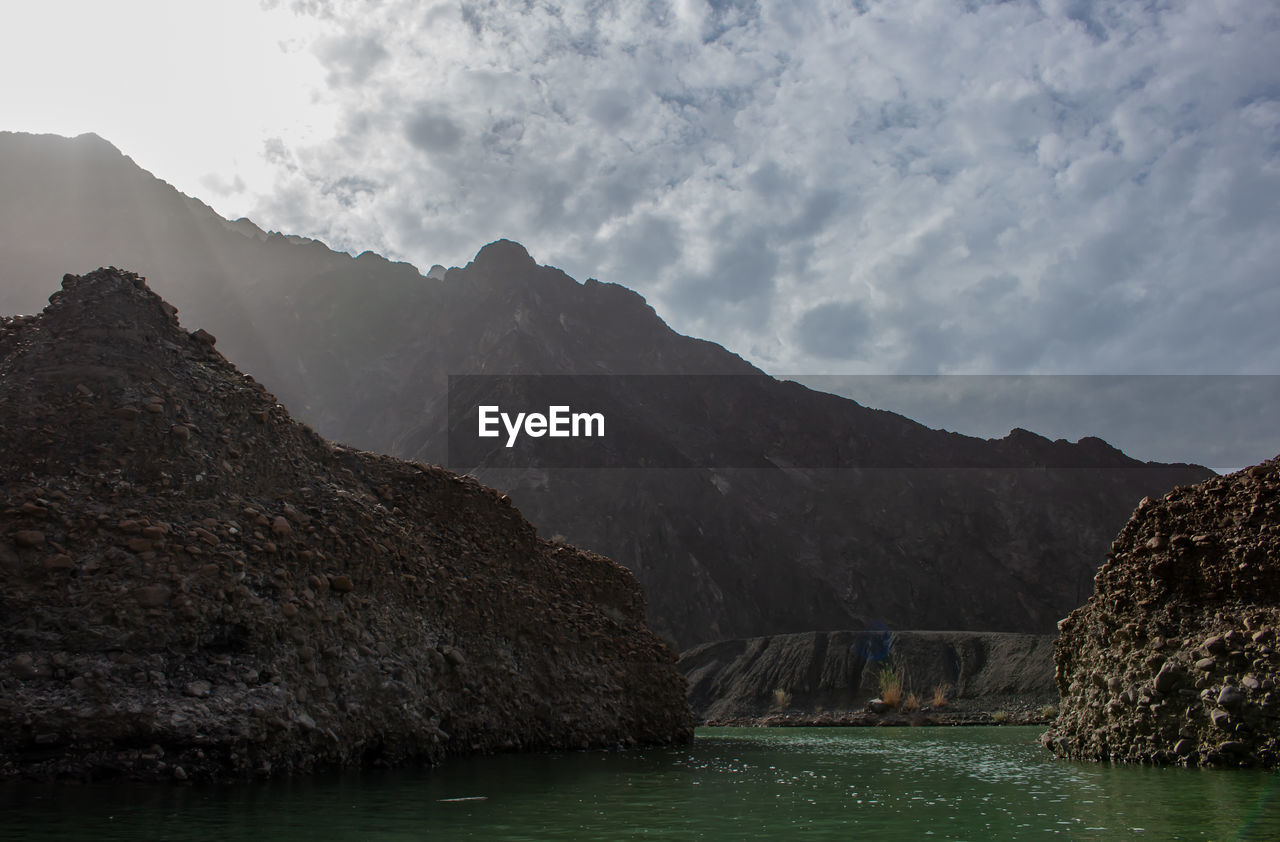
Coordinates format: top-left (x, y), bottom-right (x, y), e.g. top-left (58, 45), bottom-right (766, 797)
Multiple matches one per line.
top-left (3, 0), bottom-right (1278, 469)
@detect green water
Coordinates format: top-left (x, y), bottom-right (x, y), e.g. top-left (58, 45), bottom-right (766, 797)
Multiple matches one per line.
top-left (3, 727), bottom-right (1279, 840)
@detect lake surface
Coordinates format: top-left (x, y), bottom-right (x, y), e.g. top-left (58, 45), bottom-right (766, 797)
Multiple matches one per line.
top-left (4, 726), bottom-right (1280, 840)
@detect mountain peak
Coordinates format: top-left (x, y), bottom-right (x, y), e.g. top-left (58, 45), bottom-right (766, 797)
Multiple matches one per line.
top-left (470, 239), bottom-right (537, 274)
top-left (42, 267), bottom-right (192, 344)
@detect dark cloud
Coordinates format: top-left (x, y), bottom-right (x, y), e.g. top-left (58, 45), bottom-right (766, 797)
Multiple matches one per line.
top-left (794, 299), bottom-right (872, 361)
top-left (405, 107), bottom-right (464, 155)
top-left (614, 214), bottom-right (683, 280)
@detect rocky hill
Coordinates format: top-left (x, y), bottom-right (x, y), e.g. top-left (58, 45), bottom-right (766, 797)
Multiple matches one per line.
top-left (0, 268), bottom-right (692, 782)
top-left (681, 631), bottom-right (1056, 722)
top-left (0, 132), bottom-right (1214, 648)
top-left (1043, 457), bottom-right (1280, 767)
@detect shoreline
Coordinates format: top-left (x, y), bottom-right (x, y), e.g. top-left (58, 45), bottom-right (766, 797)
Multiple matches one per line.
top-left (702, 705), bottom-right (1055, 728)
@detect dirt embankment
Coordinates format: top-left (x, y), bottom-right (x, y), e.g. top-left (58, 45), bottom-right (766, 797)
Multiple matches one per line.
top-left (680, 629), bottom-right (1057, 725)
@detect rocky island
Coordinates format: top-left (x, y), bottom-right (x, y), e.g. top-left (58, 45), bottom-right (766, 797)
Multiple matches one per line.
top-left (0, 268), bottom-right (693, 782)
top-left (1044, 457), bottom-right (1280, 766)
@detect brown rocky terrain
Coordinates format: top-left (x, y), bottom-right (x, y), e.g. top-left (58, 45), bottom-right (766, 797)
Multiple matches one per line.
top-left (1043, 457), bottom-right (1280, 766)
top-left (681, 630), bottom-right (1056, 724)
top-left (0, 268), bottom-right (692, 782)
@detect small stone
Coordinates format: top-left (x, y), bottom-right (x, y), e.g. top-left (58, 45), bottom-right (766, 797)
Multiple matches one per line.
top-left (1146, 535), bottom-right (1168, 551)
top-left (20, 502), bottom-right (48, 517)
top-left (170, 424), bottom-right (191, 441)
top-left (1211, 708), bottom-right (1231, 728)
top-left (1202, 635), bottom-right (1226, 654)
top-left (43, 554), bottom-right (74, 571)
top-left (13, 530), bottom-right (45, 548)
top-left (271, 516), bottom-right (292, 536)
top-left (9, 654), bottom-right (38, 679)
top-left (329, 575), bottom-right (354, 593)
top-left (76, 384), bottom-right (93, 397)
top-left (1173, 739), bottom-right (1193, 756)
top-left (111, 407), bottom-right (141, 421)
top-left (1242, 676), bottom-right (1261, 691)
top-left (127, 537), bottom-right (153, 553)
top-left (144, 402), bottom-right (164, 414)
top-left (190, 328), bottom-right (217, 346)
top-left (281, 602), bottom-right (299, 618)
top-left (1218, 740), bottom-right (1249, 755)
top-left (134, 585), bottom-right (171, 608)
top-left (1196, 657), bottom-right (1217, 671)
top-left (183, 680), bottom-right (211, 698)
top-left (1154, 664), bottom-right (1185, 694)
top-left (1218, 686), bottom-right (1246, 707)
top-left (173, 766), bottom-right (188, 781)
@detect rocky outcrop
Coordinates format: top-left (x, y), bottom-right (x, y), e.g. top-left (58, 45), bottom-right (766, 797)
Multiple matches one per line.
top-left (1043, 457), bottom-right (1280, 767)
top-left (680, 630), bottom-right (1056, 721)
top-left (0, 268), bottom-right (692, 782)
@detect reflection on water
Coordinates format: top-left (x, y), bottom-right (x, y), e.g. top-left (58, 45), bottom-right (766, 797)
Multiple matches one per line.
top-left (3, 727), bottom-right (1280, 840)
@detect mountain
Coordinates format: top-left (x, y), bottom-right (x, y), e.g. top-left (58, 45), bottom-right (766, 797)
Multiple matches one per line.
top-left (0, 131), bottom-right (1214, 649)
top-left (0, 268), bottom-right (691, 781)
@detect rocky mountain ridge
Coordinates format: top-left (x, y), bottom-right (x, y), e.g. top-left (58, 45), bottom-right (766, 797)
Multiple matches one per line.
top-left (0, 268), bottom-right (692, 782)
top-left (0, 131), bottom-right (1214, 648)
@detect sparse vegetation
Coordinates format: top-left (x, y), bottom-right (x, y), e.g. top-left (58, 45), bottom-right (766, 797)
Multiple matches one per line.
top-left (930, 683), bottom-right (951, 708)
top-left (877, 664), bottom-right (904, 708)
top-left (772, 688), bottom-right (793, 710)
top-left (1039, 704), bottom-right (1058, 719)
top-left (991, 710), bottom-right (1010, 724)
top-left (901, 692), bottom-right (921, 713)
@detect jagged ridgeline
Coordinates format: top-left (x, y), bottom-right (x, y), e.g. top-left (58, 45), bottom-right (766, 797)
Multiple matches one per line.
top-left (0, 132), bottom-right (1216, 649)
top-left (0, 268), bottom-right (693, 782)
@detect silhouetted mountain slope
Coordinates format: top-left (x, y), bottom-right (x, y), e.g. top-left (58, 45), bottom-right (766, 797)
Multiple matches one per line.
top-left (0, 131), bottom-right (1214, 648)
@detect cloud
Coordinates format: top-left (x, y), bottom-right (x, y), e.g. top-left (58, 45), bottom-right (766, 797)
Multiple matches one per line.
top-left (405, 106), bottom-right (465, 155)
top-left (315, 34), bottom-right (388, 87)
top-left (246, 0), bottom-right (1280, 386)
top-left (794, 300), bottom-right (872, 361)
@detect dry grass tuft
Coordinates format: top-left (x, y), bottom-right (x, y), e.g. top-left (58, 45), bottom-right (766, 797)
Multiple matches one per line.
top-left (930, 683), bottom-right (951, 708)
top-left (877, 664), bottom-right (904, 708)
top-left (772, 688), bottom-right (793, 710)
